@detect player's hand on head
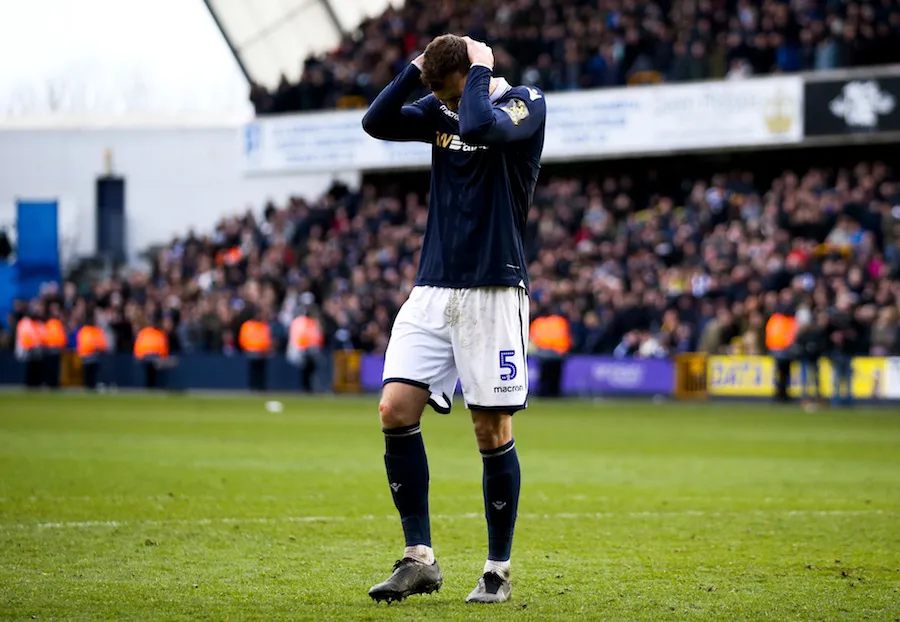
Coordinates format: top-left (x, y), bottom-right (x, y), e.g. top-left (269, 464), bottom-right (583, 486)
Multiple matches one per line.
top-left (412, 53), bottom-right (425, 70)
top-left (463, 36), bottom-right (494, 69)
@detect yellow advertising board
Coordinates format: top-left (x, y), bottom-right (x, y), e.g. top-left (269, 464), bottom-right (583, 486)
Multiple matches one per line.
top-left (707, 356), bottom-right (887, 399)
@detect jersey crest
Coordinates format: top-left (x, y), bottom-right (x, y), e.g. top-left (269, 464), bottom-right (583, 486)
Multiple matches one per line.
top-left (500, 98), bottom-right (530, 126)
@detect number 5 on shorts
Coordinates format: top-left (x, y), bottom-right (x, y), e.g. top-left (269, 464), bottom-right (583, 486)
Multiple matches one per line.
top-left (499, 350), bottom-right (517, 381)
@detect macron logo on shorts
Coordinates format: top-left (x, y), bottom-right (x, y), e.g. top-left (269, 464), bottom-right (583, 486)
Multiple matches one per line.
top-left (493, 385), bottom-right (525, 394)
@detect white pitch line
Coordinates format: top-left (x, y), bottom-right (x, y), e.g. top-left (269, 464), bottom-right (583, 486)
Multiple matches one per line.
top-left (0, 494), bottom-right (860, 504)
top-left (0, 494), bottom-right (293, 504)
top-left (0, 509), bottom-right (889, 531)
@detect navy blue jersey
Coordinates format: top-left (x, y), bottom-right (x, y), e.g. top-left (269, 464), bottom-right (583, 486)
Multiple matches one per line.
top-left (362, 64), bottom-right (545, 290)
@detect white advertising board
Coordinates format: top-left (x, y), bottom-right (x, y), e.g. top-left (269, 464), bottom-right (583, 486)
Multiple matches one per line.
top-left (242, 75), bottom-right (803, 174)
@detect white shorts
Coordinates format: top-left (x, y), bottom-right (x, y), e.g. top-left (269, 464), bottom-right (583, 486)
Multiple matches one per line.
top-left (383, 286), bottom-right (530, 413)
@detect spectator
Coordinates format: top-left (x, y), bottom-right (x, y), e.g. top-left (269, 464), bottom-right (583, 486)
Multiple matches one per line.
top-left (870, 306), bottom-right (900, 357)
top-left (698, 308), bottom-right (738, 355)
top-left (796, 309), bottom-right (829, 405)
top-left (828, 298), bottom-right (860, 407)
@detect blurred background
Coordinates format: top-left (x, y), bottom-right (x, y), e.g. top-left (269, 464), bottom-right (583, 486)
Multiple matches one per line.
top-left (1, 0), bottom-right (899, 402)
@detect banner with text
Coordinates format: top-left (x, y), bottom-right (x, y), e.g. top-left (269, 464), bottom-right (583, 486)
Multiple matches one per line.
top-left (545, 75), bottom-right (802, 160)
top-left (560, 356), bottom-right (674, 395)
top-left (242, 76), bottom-right (802, 174)
top-left (707, 356), bottom-right (887, 399)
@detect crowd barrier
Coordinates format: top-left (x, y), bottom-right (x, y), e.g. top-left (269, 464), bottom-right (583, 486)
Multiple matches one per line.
top-left (0, 351), bottom-right (335, 392)
top-left (2, 351), bottom-right (898, 401)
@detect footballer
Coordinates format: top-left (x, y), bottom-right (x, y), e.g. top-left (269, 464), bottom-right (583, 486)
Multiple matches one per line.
top-left (361, 33), bottom-right (546, 604)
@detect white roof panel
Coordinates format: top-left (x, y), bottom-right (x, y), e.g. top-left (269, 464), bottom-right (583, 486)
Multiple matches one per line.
top-left (207, 0), bottom-right (401, 88)
top-left (331, 0), bottom-right (395, 31)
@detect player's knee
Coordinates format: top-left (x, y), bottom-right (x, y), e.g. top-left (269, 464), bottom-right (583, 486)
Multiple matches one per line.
top-left (471, 412), bottom-right (512, 450)
top-left (379, 398), bottom-right (419, 429)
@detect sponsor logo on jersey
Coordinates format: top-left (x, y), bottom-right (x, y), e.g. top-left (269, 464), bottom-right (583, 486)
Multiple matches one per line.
top-left (439, 104), bottom-right (460, 121)
top-left (435, 131), bottom-right (489, 152)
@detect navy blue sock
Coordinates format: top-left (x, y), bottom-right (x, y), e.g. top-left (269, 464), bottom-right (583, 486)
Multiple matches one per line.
top-left (383, 423), bottom-right (431, 548)
top-left (481, 439), bottom-right (521, 562)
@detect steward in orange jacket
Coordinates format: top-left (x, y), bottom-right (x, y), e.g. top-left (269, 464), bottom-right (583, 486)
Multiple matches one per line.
top-left (15, 312), bottom-right (43, 388)
top-left (288, 314), bottom-right (324, 392)
top-left (530, 313), bottom-right (572, 398)
top-left (239, 313), bottom-right (272, 392)
top-left (42, 306), bottom-right (67, 389)
top-left (77, 320), bottom-right (109, 390)
top-left (766, 310), bottom-right (798, 403)
top-left (134, 321), bottom-right (169, 389)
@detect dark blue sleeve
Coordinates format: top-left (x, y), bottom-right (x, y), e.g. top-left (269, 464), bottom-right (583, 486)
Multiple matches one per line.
top-left (458, 66), bottom-right (546, 145)
top-left (361, 64), bottom-right (433, 142)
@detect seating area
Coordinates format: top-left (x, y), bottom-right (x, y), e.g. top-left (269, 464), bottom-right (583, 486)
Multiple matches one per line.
top-left (251, 0), bottom-right (900, 114)
top-left (4, 157), bottom-right (899, 359)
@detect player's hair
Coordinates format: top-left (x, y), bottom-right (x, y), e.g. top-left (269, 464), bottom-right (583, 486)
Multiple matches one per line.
top-left (420, 34), bottom-right (470, 92)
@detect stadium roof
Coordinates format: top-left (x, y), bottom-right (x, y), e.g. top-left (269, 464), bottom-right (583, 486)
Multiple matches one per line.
top-left (203, 0), bottom-right (397, 89)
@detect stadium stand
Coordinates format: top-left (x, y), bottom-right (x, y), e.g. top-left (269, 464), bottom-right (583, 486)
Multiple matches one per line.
top-left (3, 154), bottom-right (899, 361)
top-left (251, 0), bottom-right (900, 114)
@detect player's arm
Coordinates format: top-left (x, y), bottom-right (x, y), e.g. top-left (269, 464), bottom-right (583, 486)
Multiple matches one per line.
top-left (458, 38), bottom-right (545, 145)
top-left (459, 66), bottom-right (545, 145)
top-left (361, 58), bottom-right (433, 142)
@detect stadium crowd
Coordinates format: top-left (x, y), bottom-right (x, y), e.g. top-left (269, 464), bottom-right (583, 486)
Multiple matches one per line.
top-left (251, 0), bottom-right (900, 114)
top-left (3, 160), bottom-right (900, 365)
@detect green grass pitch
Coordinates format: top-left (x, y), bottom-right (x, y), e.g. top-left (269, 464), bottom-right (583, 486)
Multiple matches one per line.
top-left (1, 393), bottom-right (899, 621)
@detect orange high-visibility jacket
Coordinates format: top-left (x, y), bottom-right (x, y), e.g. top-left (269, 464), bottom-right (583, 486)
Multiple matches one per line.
top-left (77, 325), bottom-right (108, 358)
top-left (239, 320), bottom-right (272, 354)
top-left (43, 318), bottom-right (67, 351)
top-left (289, 316), bottom-right (324, 350)
top-left (765, 313), bottom-right (797, 352)
top-left (530, 315), bottom-right (572, 355)
top-left (15, 318), bottom-right (41, 352)
top-left (134, 327), bottom-right (169, 360)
